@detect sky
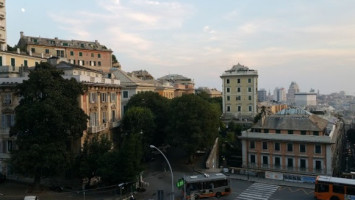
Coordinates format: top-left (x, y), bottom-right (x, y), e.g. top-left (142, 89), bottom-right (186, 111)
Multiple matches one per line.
top-left (6, 0), bottom-right (355, 95)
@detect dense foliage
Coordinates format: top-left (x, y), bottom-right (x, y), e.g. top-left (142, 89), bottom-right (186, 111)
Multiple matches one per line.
top-left (10, 62), bottom-right (88, 187)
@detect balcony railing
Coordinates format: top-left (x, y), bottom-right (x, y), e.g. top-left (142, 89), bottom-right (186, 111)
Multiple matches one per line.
top-left (87, 123), bottom-right (108, 133)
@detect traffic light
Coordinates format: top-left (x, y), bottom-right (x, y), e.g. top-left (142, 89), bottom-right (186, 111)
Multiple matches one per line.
top-left (176, 178), bottom-right (184, 189)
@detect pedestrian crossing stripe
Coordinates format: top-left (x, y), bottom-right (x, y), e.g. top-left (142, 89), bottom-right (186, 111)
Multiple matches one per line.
top-left (236, 183), bottom-right (279, 200)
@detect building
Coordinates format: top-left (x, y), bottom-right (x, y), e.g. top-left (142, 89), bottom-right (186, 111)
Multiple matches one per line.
top-left (258, 89), bottom-right (267, 102)
top-left (196, 87), bottom-right (222, 98)
top-left (220, 63), bottom-right (258, 121)
top-left (110, 68), bottom-right (156, 116)
top-left (0, 59), bottom-right (122, 176)
top-left (239, 108), bottom-right (343, 179)
top-left (0, 50), bottom-right (46, 72)
top-left (287, 82), bottom-right (300, 105)
top-left (157, 74), bottom-right (195, 97)
top-left (17, 32), bottom-right (113, 72)
top-left (257, 101), bottom-right (288, 115)
top-left (0, 0), bottom-right (6, 51)
top-left (273, 87), bottom-right (287, 103)
top-left (295, 93), bottom-right (317, 107)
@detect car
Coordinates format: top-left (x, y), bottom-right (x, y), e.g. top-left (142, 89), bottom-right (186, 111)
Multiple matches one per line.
top-left (24, 196), bottom-right (39, 200)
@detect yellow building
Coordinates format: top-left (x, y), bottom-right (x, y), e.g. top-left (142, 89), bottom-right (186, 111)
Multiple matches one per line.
top-left (220, 63), bottom-right (258, 122)
top-left (0, 51), bottom-right (46, 74)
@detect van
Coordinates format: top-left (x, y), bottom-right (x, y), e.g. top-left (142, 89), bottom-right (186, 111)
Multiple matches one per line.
top-left (24, 196), bottom-right (39, 200)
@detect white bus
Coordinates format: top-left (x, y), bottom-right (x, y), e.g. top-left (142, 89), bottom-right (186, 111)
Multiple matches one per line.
top-left (183, 173), bottom-right (231, 199)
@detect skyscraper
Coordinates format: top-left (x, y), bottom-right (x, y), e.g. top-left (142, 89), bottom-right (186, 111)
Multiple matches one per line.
top-left (287, 82), bottom-right (300, 105)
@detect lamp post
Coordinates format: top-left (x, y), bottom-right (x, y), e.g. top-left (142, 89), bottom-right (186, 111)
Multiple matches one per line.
top-left (150, 144), bottom-right (174, 200)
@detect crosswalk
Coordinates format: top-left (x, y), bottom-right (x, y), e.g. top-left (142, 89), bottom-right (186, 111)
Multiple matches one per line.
top-left (235, 182), bottom-right (279, 200)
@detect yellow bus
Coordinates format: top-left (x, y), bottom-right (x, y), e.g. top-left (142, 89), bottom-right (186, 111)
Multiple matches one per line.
top-left (314, 175), bottom-right (355, 200)
top-left (183, 173), bottom-right (231, 199)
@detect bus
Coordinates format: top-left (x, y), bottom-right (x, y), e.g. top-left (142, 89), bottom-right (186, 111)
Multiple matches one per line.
top-left (183, 173), bottom-right (231, 199)
top-left (314, 175), bottom-right (355, 200)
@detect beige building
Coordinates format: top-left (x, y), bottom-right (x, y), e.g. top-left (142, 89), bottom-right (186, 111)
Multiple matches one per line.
top-left (220, 63), bottom-right (258, 121)
top-left (239, 108), bottom-right (343, 179)
top-left (17, 32), bottom-right (113, 72)
top-left (196, 87), bottom-right (222, 98)
top-left (0, 50), bottom-right (46, 72)
top-left (157, 74), bottom-right (195, 97)
top-left (0, 0), bottom-right (6, 51)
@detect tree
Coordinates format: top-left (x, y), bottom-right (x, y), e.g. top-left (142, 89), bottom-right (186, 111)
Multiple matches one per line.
top-left (125, 91), bottom-right (170, 146)
top-left (79, 134), bottom-right (112, 185)
top-left (167, 94), bottom-right (220, 161)
top-left (10, 62), bottom-right (88, 188)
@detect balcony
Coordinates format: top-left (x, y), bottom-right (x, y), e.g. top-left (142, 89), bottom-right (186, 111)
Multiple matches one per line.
top-left (110, 120), bottom-right (120, 128)
top-left (87, 123), bottom-right (108, 133)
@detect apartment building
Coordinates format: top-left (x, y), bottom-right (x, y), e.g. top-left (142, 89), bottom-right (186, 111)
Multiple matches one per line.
top-left (17, 32), bottom-right (112, 72)
top-left (0, 0), bottom-right (6, 51)
top-left (220, 63), bottom-right (258, 121)
top-left (0, 50), bottom-right (46, 72)
top-left (157, 74), bottom-right (195, 97)
top-left (240, 108), bottom-right (343, 179)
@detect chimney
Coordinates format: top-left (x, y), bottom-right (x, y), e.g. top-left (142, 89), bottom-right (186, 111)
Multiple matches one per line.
top-left (20, 31), bottom-right (24, 38)
top-left (17, 48), bottom-right (20, 54)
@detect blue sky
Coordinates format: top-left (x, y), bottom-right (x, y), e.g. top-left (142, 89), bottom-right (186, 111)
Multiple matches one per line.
top-left (6, 0), bottom-right (355, 95)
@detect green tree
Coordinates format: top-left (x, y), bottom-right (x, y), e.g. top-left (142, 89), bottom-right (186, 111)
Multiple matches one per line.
top-left (10, 62), bottom-right (88, 188)
top-left (125, 91), bottom-right (170, 146)
top-left (79, 134), bottom-right (112, 184)
top-left (168, 94), bottom-right (220, 161)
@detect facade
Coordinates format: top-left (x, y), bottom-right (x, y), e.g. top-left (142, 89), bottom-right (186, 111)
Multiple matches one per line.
top-left (17, 32), bottom-right (113, 72)
top-left (157, 74), bottom-right (195, 97)
top-left (240, 108), bottom-right (343, 178)
top-left (273, 87), bottom-right (287, 103)
top-left (0, 51), bottom-right (46, 72)
top-left (0, 0), bottom-right (6, 51)
top-left (295, 93), bottom-right (317, 107)
top-left (257, 89), bottom-right (267, 102)
top-left (220, 63), bottom-right (258, 121)
top-left (287, 82), bottom-right (300, 105)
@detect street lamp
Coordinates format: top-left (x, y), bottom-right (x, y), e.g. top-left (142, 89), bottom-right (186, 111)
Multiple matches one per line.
top-left (149, 144), bottom-right (174, 200)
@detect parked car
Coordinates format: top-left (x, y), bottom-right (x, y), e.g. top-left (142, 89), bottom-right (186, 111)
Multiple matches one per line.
top-left (24, 196), bottom-right (39, 200)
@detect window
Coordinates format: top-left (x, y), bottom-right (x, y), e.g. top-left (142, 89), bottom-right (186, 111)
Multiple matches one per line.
top-left (274, 157), bottom-right (281, 167)
top-left (274, 143), bottom-right (280, 151)
top-left (101, 93), bottom-right (107, 102)
top-left (250, 155), bottom-right (255, 164)
top-left (11, 58), bottom-right (15, 67)
top-left (237, 106), bottom-right (241, 112)
top-left (89, 92), bottom-right (97, 103)
top-left (249, 141), bottom-right (255, 149)
top-left (226, 79), bottom-right (230, 84)
top-left (237, 79), bottom-right (240, 83)
top-left (45, 49), bottom-right (49, 54)
top-left (264, 129), bottom-right (269, 133)
top-left (111, 93), bottom-right (116, 102)
top-left (313, 131), bottom-right (319, 136)
top-left (237, 88), bottom-right (241, 92)
top-left (226, 88), bottom-right (230, 93)
top-left (287, 158), bottom-right (293, 168)
top-left (81, 44), bottom-right (85, 48)
top-left (317, 184), bottom-right (329, 193)
top-left (262, 142), bottom-right (268, 150)
top-left (82, 60), bottom-right (85, 66)
top-left (333, 185), bottom-right (344, 194)
top-left (123, 91), bottom-right (129, 98)
top-left (301, 131), bottom-right (307, 135)
top-left (7, 140), bottom-right (13, 152)
top-left (2, 114), bottom-right (15, 129)
top-left (315, 160), bottom-right (322, 170)
top-left (288, 130), bottom-right (293, 134)
top-left (63, 42), bottom-right (68, 46)
top-left (89, 112), bottom-right (98, 127)
top-left (98, 54), bottom-right (101, 58)
top-left (91, 53), bottom-right (94, 57)
top-left (287, 143), bottom-right (293, 152)
top-left (227, 106), bottom-right (230, 112)
top-left (24, 60), bottom-right (28, 67)
top-left (70, 51), bottom-right (74, 56)
top-left (248, 78), bottom-right (251, 83)
top-left (315, 145), bottom-right (321, 154)
top-left (31, 48), bottom-right (35, 53)
top-left (299, 144), bottom-right (306, 153)
top-left (56, 50), bottom-right (64, 57)
top-left (248, 87), bottom-right (252, 92)
top-left (111, 110), bottom-right (116, 122)
top-left (3, 93), bottom-right (12, 105)
top-left (227, 96), bottom-right (230, 101)
top-left (0, 56), bottom-right (2, 66)
top-left (300, 159), bottom-right (306, 169)
top-left (79, 52), bottom-right (83, 56)
top-left (102, 111), bottom-right (107, 123)
top-left (98, 61), bottom-right (101, 66)
top-left (249, 106), bottom-right (252, 112)
top-left (276, 130), bottom-right (281, 134)
top-left (236, 96), bottom-right (241, 100)
top-left (248, 96), bottom-right (252, 100)
top-left (262, 156), bottom-right (268, 165)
